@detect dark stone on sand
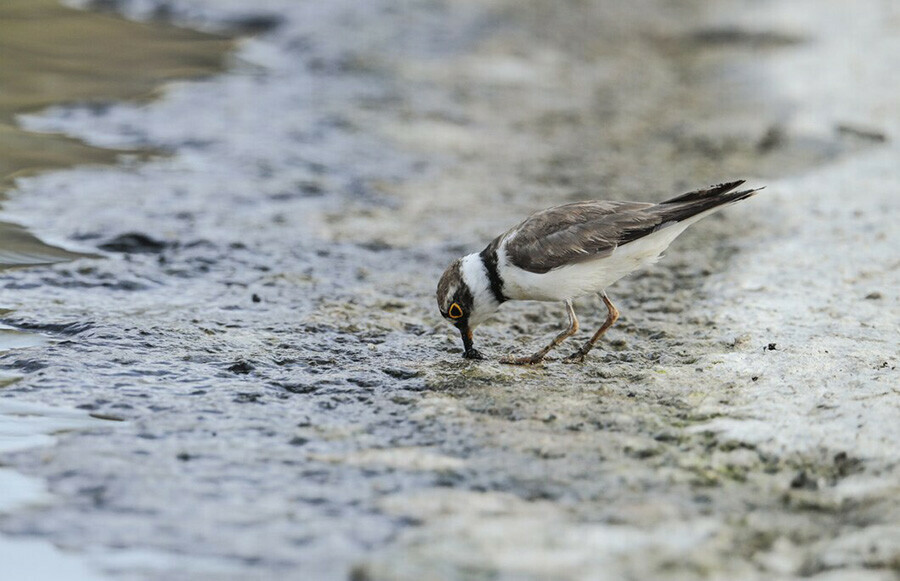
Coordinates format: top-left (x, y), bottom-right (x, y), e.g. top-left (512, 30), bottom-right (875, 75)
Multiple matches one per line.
top-left (98, 233), bottom-right (168, 254)
top-left (234, 392), bottom-right (264, 403)
top-left (382, 367), bottom-right (420, 380)
top-left (790, 471), bottom-right (817, 490)
top-left (227, 361), bottom-right (255, 374)
top-left (278, 383), bottom-right (318, 394)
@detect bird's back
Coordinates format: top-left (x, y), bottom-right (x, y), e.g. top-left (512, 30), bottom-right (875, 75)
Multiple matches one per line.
top-left (499, 181), bottom-right (758, 275)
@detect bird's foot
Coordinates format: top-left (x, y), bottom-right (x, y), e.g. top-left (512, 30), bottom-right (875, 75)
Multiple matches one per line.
top-left (463, 348), bottom-right (485, 360)
top-left (563, 351), bottom-right (587, 364)
top-left (500, 354), bottom-right (545, 366)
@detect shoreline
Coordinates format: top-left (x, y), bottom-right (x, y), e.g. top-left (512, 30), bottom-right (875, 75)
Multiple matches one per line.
top-left (0, 0), bottom-right (896, 578)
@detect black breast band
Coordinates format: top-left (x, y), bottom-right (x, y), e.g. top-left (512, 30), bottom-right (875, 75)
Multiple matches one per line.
top-left (479, 244), bottom-right (508, 304)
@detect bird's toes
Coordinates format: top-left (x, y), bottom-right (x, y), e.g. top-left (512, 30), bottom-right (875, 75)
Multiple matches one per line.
top-left (463, 348), bottom-right (485, 360)
top-left (564, 352), bottom-right (586, 364)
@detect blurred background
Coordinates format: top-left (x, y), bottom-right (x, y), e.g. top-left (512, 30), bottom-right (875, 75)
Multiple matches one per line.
top-left (1, 1), bottom-right (897, 580)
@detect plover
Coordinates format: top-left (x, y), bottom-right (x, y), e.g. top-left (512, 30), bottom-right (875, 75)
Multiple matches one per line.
top-left (436, 180), bottom-right (761, 364)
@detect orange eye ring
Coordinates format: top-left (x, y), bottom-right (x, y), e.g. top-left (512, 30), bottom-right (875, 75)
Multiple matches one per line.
top-left (448, 303), bottom-right (463, 319)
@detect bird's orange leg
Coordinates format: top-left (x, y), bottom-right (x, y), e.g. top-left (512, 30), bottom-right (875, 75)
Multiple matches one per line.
top-left (565, 292), bottom-right (619, 363)
top-left (501, 300), bottom-right (578, 365)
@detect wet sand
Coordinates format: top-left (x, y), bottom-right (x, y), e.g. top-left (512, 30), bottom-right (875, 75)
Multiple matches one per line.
top-left (0, 0), bottom-right (897, 579)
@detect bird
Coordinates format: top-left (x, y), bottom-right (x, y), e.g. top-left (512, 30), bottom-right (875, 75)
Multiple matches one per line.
top-left (436, 180), bottom-right (761, 364)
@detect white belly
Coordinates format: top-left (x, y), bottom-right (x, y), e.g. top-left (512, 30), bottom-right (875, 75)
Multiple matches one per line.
top-left (500, 220), bottom-right (694, 301)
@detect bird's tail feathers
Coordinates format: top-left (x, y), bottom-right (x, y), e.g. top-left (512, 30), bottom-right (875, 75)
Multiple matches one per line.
top-left (655, 181), bottom-right (763, 224)
top-left (662, 180), bottom-right (747, 205)
top-left (618, 182), bottom-right (763, 245)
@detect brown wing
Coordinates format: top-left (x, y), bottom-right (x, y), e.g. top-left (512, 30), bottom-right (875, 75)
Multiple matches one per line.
top-left (502, 200), bottom-right (655, 274)
top-left (502, 181), bottom-right (760, 274)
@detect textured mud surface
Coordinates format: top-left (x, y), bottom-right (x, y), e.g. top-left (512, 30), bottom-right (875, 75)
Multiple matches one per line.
top-left (1, 0), bottom-right (897, 579)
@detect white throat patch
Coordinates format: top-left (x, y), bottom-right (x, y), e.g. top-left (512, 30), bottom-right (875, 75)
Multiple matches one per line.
top-left (459, 253), bottom-right (500, 327)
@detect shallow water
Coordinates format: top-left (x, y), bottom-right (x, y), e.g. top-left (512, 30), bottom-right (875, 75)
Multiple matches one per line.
top-left (0, 399), bottom-right (112, 581)
top-left (0, 0), bottom-right (897, 579)
top-left (0, 0), bottom-right (230, 268)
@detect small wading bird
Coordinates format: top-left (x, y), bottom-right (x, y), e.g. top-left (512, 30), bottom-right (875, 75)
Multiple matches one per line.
top-left (436, 181), bottom-right (761, 364)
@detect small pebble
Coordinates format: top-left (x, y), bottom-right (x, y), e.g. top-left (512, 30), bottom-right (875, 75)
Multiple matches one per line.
top-left (228, 361), bottom-right (255, 374)
top-left (382, 367), bottom-right (420, 380)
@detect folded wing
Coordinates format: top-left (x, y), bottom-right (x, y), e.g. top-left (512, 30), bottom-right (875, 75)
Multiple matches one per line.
top-left (504, 181), bottom-right (759, 274)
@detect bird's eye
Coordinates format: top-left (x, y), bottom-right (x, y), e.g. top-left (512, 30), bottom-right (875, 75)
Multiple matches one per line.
top-left (448, 303), bottom-right (463, 319)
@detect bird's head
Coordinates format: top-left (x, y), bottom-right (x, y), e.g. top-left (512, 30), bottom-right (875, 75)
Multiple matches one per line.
top-left (436, 254), bottom-right (501, 360)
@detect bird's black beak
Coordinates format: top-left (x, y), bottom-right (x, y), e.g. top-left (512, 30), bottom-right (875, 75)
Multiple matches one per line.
top-left (460, 325), bottom-right (484, 360)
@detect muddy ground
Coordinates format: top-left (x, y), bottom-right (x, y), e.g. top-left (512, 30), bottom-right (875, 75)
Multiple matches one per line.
top-left (0, 0), bottom-right (897, 579)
